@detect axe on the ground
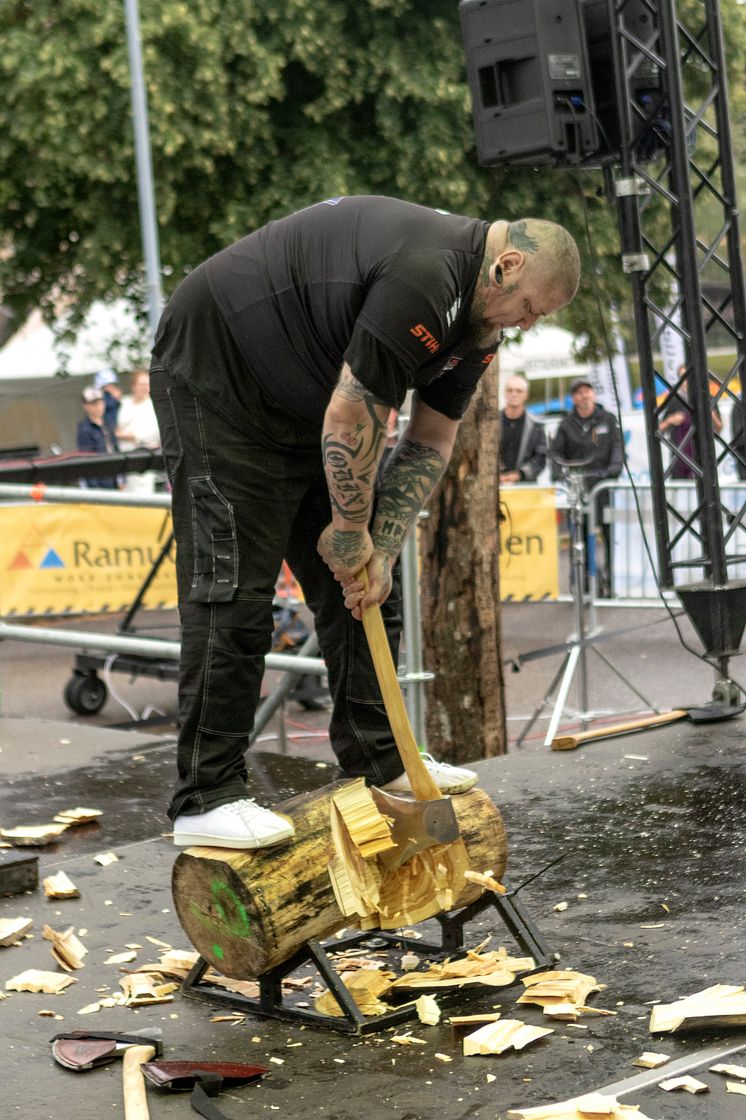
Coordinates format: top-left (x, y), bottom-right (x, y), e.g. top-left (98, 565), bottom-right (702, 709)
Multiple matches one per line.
top-left (551, 701), bottom-right (744, 751)
top-left (360, 567), bottom-right (461, 869)
top-left (51, 1028), bottom-right (163, 1120)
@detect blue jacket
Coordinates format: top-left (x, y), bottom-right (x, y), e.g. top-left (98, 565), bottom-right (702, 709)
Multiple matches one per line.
top-left (76, 418), bottom-right (119, 489)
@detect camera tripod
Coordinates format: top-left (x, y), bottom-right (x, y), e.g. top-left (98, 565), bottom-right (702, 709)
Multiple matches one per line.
top-left (516, 467), bottom-right (657, 748)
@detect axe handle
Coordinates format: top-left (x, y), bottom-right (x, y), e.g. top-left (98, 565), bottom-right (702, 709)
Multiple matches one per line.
top-left (551, 710), bottom-right (687, 751)
top-left (361, 569), bottom-right (442, 801)
top-left (122, 1044), bottom-right (156, 1120)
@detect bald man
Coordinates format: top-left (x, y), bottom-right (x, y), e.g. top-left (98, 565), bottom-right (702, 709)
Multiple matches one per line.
top-left (151, 196), bottom-right (580, 850)
top-left (499, 375), bottom-right (547, 483)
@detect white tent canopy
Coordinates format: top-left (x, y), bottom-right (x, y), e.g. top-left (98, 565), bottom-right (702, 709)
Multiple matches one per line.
top-left (498, 325), bottom-right (591, 381)
top-left (0, 301), bottom-right (143, 380)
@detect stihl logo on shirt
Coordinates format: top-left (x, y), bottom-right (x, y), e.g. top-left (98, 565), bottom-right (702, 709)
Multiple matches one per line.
top-left (410, 323), bottom-right (440, 354)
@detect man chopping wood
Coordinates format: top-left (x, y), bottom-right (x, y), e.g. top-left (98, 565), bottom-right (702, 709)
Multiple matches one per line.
top-left (150, 195), bottom-right (580, 850)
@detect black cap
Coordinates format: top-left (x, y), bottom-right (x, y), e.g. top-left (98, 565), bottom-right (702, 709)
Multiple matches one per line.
top-left (569, 376), bottom-right (594, 393)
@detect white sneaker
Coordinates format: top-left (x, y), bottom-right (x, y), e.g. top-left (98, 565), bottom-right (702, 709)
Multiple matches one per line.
top-left (173, 799), bottom-right (295, 849)
top-left (383, 753), bottom-right (478, 796)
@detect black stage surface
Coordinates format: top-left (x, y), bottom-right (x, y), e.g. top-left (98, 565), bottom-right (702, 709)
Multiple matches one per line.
top-left (1, 715), bottom-right (744, 1119)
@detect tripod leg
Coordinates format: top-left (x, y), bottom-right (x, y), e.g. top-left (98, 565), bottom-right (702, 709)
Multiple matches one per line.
top-left (515, 656), bottom-right (570, 748)
top-left (591, 647), bottom-right (660, 713)
top-left (543, 645), bottom-right (582, 747)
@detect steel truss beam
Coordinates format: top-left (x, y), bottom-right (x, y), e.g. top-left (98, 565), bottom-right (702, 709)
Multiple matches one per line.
top-left (607, 0), bottom-right (746, 644)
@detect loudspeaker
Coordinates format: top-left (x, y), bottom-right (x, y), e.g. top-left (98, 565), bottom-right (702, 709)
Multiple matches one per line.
top-left (581, 0), bottom-right (664, 165)
top-left (459, 0), bottom-right (599, 167)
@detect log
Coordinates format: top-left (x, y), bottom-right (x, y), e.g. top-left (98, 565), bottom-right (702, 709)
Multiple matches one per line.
top-left (172, 780), bottom-right (507, 979)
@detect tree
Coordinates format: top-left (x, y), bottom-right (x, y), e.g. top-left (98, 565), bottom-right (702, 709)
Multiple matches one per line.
top-left (419, 366), bottom-right (506, 760)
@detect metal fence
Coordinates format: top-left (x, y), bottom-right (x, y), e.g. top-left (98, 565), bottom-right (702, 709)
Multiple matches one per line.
top-left (588, 480), bottom-right (746, 602)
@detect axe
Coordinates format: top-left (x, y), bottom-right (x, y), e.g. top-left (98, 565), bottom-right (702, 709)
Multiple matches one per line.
top-left (551, 701), bottom-right (744, 751)
top-left (360, 567), bottom-right (461, 869)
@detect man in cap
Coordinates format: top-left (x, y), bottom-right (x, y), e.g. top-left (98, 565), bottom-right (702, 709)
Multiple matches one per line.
top-left (94, 368), bottom-right (122, 431)
top-left (76, 386), bottom-right (119, 489)
top-left (150, 195), bottom-right (581, 850)
top-left (551, 377), bottom-right (623, 593)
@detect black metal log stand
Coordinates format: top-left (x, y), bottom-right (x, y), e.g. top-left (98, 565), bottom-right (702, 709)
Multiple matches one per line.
top-left (181, 881), bottom-right (555, 1036)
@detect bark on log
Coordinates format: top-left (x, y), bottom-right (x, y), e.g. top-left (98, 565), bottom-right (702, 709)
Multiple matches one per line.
top-left (172, 780), bottom-right (508, 979)
top-left (419, 370), bottom-right (507, 761)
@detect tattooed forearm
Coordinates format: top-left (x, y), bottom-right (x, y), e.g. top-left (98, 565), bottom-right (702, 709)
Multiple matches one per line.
top-left (371, 439), bottom-right (447, 557)
top-left (322, 370), bottom-right (389, 525)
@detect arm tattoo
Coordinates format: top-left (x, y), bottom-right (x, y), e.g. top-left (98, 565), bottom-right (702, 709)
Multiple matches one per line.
top-left (372, 439), bottom-right (447, 558)
top-left (323, 371), bottom-right (388, 524)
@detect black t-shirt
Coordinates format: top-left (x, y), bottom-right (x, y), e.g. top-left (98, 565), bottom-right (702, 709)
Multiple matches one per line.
top-left (157, 196), bottom-right (496, 426)
top-left (500, 412), bottom-right (525, 472)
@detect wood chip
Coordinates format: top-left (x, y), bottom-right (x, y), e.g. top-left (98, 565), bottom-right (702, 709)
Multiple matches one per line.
top-left (0, 823), bottom-right (69, 845)
top-left (42, 925), bottom-right (87, 971)
top-left (710, 1062), bottom-right (746, 1078)
top-left (507, 1098), bottom-right (657, 1119)
top-left (315, 968), bottom-right (392, 1018)
top-left (119, 973), bottom-right (175, 1004)
top-left (6, 969), bottom-right (76, 994)
top-left (330, 779), bottom-right (396, 858)
top-left (53, 808), bottom-right (102, 825)
top-left (649, 983), bottom-right (746, 1033)
top-left (0, 917), bottom-right (33, 946)
top-left (575, 1094), bottom-right (615, 1115)
top-left (518, 970), bottom-right (603, 1020)
top-left (391, 1033), bottom-right (427, 1045)
top-left (93, 852), bottom-right (118, 866)
top-left (391, 947), bottom-right (534, 991)
top-left (727, 1082), bottom-right (746, 1095)
top-left (463, 868), bottom-right (507, 895)
top-left (103, 950), bottom-right (138, 965)
top-left (434, 1053), bottom-right (452, 1062)
top-left (415, 994), bottom-right (440, 1025)
top-left (658, 1075), bottom-right (709, 1093)
top-left (145, 935), bottom-right (172, 949)
top-left (633, 1052), bottom-right (670, 1068)
top-left (42, 871), bottom-right (80, 899)
top-left (463, 1019), bottom-right (553, 1056)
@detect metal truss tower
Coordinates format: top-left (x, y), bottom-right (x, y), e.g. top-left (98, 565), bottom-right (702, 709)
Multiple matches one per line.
top-left (609, 0), bottom-right (746, 682)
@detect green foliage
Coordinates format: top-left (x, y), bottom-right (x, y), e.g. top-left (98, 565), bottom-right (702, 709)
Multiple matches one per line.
top-left (1, 0), bottom-right (745, 362)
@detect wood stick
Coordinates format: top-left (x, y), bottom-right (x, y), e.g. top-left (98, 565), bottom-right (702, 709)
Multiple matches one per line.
top-left (122, 1044), bottom-right (156, 1120)
top-left (551, 710), bottom-right (687, 751)
top-left (360, 569), bottom-right (442, 800)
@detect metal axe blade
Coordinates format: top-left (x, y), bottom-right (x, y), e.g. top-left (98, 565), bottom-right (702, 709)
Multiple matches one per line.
top-left (369, 786), bottom-right (459, 870)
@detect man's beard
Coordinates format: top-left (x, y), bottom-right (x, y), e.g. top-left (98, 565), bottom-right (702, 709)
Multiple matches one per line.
top-left (462, 291), bottom-right (500, 350)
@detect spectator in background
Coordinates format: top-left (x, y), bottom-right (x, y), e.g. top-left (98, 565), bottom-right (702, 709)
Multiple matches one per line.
top-left (76, 386), bottom-right (119, 489)
top-left (94, 368), bottom-right (122, 431)
top-left (731, 401), bottom-right (746, 481)
top-left (499, 375), bottom-right (547, 483)
top-left (658, 368), bottom-right (722, 479)
top-left (116, 369), bottom-right (161, 493)
top-left (551, 377), bottom-right (623, 594)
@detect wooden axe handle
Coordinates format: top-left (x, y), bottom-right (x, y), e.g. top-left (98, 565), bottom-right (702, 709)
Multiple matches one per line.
top-left (360, 568), bottom-right (442, 801)
top-left (122, 1044), bottom-right (156, 1120)
top-left (551, 710), bottom-right (687, 751)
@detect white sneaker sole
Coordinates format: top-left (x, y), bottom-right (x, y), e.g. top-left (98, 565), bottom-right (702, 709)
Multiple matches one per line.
top-left (173, 822), bottom-right (294, 849)
top-left (384, 774), bottom-right (478, 796)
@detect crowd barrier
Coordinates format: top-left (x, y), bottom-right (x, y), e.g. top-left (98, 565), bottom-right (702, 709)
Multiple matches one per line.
top-left (501, 480), bottom-right (746, 611)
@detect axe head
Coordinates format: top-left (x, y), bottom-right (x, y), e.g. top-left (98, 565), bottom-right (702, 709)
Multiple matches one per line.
top-left (369, 786), bottom-right (460, 871)
top-left (51, 1028), bottom-right (164, 1071)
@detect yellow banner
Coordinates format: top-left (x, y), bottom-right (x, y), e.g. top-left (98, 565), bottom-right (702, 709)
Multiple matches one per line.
top-left (0, 504), bottom-right (176, 616)
top-left (499, 486), bottom-right (559, 601)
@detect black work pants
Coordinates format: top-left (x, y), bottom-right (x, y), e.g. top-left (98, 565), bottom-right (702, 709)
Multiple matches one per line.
top-left (150, 368), bottom-right (403, 821)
